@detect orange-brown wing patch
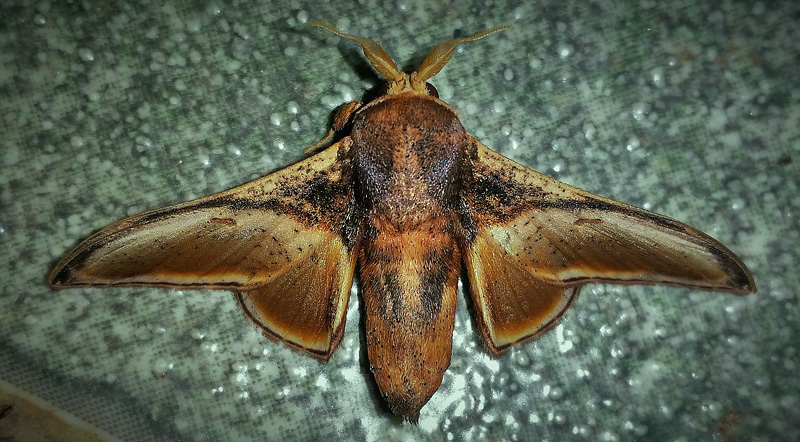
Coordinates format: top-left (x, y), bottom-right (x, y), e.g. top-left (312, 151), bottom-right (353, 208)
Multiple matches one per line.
top-left (464, 232), bottom-right (577, 355)
top-left (237, 234), bottom-right (356, 360)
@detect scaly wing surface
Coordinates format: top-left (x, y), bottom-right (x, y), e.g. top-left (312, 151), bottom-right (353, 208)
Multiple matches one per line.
top-left (462, 139), bottom-right (754, 354)
top-left (50, 142), bottom-right (358, 360)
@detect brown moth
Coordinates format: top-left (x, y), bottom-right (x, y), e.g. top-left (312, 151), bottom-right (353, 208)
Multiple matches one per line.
top-left (49, 23), bottom-right (756, 422)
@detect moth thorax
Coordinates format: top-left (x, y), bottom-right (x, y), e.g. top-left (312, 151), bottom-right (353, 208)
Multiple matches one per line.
top-left (352, 95), bottom-right (468, 230)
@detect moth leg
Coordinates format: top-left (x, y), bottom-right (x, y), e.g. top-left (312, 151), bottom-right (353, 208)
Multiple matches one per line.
top-left (304, 100), bottom-right (363, 153)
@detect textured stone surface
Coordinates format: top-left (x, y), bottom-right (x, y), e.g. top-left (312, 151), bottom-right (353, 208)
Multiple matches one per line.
top-left (1, 1), bottom-right (796, 440)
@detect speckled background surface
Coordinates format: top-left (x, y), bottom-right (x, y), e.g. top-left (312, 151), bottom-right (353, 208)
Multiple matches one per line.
top-left (1, 0), bottom-right (798, 440)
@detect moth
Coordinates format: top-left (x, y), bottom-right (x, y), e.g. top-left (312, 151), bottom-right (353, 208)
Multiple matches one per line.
top-left (50, 23), bottom-right (755, 422)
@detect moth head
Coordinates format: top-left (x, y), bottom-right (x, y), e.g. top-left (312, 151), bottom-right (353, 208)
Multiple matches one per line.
top-left (309, 22), bottom-right (508, 96)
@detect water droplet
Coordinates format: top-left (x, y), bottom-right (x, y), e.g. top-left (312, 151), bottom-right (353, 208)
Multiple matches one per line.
top-left (78, 48), bottom-right (94, 62)
top-left (152, 358), bottom-right (173, 375)
top-left (650, 67), bottom-right (665, 87)
top-left (70, 135), bottom-right (85, 148)
top-left (631, 102), bottom-right (650, 121)
top-left (557, 44), bottom-right (573, 58)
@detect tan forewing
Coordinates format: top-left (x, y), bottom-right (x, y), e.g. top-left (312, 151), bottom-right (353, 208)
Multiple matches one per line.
top-left (50, 141), bottom-right (358, 358)
top-left (463, 139), bottom-right (755, 351)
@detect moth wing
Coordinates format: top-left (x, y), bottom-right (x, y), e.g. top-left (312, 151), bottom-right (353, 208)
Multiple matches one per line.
top-left (463, 139), bottom-right (755, 354)
top-left (50, 141), bottom-right (357, 359)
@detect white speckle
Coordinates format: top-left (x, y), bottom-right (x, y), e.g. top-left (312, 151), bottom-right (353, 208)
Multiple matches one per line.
top-left (185, 17), bottom-right (201, 33)
top-left (286, 101), bottom-right (299, 114)
top-left (284, 46), bottom-right (298, 57)
top-left (556, 325), bottom-right (574, 353)
top-left (315, 375), bottom-right (329, 390)
top-left (463, 102), bottom-right (478, 115)
top-left (152, 358), bottom-right (173, 375)
top-left (270, 113), bottom-right (282, 126)
top-left (296, 10), bottom-right (309, 23)
top-left (558, 44), bottom-right (573, 58)
top-left (626, 136), bottom-right (640, 151)
top-left (335, 18), bottom-right (350, 31)
top-left (78, 48), bottom-right (94, 62)
top-left (168, 52), bottom-right (186, 67)
top-left (551, 137), bottom-right (567, 151)
top-left (529, 57), bottom-right (542, 69)
top-left (601, 430), bottom-right (620, 441)
top-left (34, 13), bottom-right (46, 25)
top-left (631, 101), bottom-right (650, 121)
top-left (583, 123), bottom-right (596, 141)
top-left (492, 101), bottom-right (505, 114)
top-left (230, 371), bottom-right (248, 386)
top-left (484, 356), bottom-right (500, 372)
top-left (504, 68), bottom-right (514, 81)
top-left (226, 59), bottom-right (242, 71)
top-left (70, 135), bottom-right (85, 148)
top-left (650, 66), bottom-right (665, 87)
top-left (232, 361), bottom-right (248, 373)
top-left (137, 103), bottom-right (152, 119)
top-left (232, 22), bottom-right (251, 40)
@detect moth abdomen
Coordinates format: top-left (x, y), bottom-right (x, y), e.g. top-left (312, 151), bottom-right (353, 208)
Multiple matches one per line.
top-left (359, 215), bottom-right (461, 422)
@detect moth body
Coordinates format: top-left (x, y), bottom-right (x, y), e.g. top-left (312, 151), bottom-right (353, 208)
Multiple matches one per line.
top-left (350, 93), bottom-right (470, 420)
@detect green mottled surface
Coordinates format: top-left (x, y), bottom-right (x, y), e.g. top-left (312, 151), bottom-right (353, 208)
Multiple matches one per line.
top-left (1, 1), bottom-right (797, 440)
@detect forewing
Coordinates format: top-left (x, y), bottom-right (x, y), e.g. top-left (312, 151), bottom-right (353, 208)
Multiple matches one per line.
top-left (50, 141), bottom-right (357, 359)
top-left (462, 139), bottom-right (755, 353)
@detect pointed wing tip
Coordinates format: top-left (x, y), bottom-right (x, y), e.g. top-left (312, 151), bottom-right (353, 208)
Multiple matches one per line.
top-left (48, 266), bottom-right (73, 288)
top-left (724, 260), bottom-right (756, 295)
